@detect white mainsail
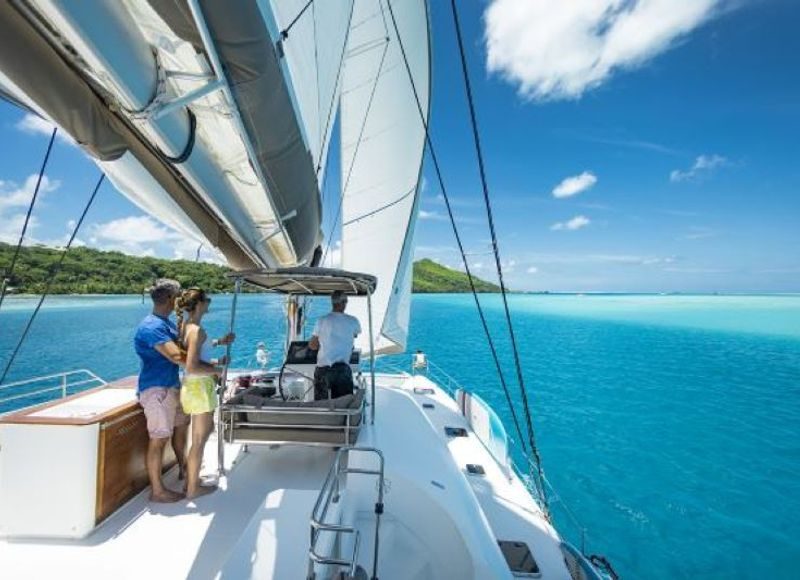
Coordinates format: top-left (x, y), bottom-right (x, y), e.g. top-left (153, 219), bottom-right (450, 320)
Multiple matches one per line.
top-left (339, 0), bottom-right (430, 354)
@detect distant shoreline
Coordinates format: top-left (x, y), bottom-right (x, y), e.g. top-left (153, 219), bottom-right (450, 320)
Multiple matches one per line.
top-left (3, 291), bottom-right (799, 299)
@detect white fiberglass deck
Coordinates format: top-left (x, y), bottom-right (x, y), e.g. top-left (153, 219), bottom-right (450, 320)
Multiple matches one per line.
top-left (0, 374), bottom-right (571, 579)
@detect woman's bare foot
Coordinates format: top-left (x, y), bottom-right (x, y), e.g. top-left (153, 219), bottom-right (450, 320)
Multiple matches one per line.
top-left (186, 483), bottom-right (218, 500)
top-left (150, 488), bottom-right (184, 503)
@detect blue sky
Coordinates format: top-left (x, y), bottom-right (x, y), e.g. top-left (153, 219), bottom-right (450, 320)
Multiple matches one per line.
top-left (1, 0), bottom-right (798, 292)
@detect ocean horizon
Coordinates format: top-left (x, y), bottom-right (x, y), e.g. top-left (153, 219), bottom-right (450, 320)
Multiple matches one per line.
top-left (1, 293), bottom-right (799, 578)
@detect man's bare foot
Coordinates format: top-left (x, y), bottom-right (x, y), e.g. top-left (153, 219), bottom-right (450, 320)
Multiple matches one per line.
top-left (150, 488), bottom-right (184, 503)
top-left (186, 483), bottom-right (218, 500)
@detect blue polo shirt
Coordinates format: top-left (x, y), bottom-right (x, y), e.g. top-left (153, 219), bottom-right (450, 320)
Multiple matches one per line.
top-left (134, 313), bottom-right (180, 393)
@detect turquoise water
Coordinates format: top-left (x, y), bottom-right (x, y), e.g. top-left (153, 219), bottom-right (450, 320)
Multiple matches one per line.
top-left (2, 293), bottom-right (799, 578)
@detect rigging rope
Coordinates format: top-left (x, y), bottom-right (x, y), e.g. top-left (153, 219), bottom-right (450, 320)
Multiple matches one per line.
top-left (0, 127), bottom-right (58, 312)
top-left (316, 1), bottom-right (356, 177)
top-left (0, 174), bottom-right (105, 386)
top-left (448, 0), bottom-right (547, 506)
top-left (384, 0), bottom-right (529, 455)
top-left (279, 0), bottom-right (315, 41)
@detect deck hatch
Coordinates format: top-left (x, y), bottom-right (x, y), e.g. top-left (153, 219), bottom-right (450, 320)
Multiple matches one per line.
top-left (422, 402), bottom-right (435, 409)
top-left (498, 540), bottom-right (541, 577)
top-left (413, 387), bottom-right (434, 395)
top-left (445, 426), bottom-right (467, 437)
top-left (465, 463), bottom-right (485, 475)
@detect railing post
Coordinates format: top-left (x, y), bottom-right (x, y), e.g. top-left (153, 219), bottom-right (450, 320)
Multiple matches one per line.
top-left (61, 373), bottom-right (67, 399)
top-left (367, 292), bottom-right (376, 425)
top-left (218, 277), bottom-right (241, 477)
top-left (371, 451), bottom-right (385, 580)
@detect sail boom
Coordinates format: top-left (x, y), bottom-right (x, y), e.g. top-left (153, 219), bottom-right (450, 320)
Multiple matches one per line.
top-left (1, 0), bottom-right (327, 268)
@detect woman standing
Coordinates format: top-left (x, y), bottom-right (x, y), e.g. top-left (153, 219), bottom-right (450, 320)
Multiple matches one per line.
top-left (175, 288), bottom-right (234, 499)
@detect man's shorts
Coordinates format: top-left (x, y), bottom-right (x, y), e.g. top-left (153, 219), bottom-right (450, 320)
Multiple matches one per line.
top-left (313, 363), bottom-right (354, 401)
top-left (138, 387), bottom-right (190, 439)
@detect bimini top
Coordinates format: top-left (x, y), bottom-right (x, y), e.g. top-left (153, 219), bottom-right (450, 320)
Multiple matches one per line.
top-left (228, 267), bottom-right (377, 296)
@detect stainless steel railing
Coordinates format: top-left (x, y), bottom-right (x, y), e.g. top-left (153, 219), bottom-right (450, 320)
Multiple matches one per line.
top-left (308, 447), bottom-right (385, 580)
top-left (0, 369), bottom-right (107, 412)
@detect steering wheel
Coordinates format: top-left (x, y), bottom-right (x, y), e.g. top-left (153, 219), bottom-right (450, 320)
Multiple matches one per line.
top-left (277, 363), bottom-right (315, 401)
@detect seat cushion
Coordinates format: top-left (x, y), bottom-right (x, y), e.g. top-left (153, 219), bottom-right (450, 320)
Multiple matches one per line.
top-left (227, 388), bottom-right (364, 426)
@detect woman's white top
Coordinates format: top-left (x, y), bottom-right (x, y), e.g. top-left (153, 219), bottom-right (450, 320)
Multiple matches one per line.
top-left (183, 329), bottom-right (216, 378)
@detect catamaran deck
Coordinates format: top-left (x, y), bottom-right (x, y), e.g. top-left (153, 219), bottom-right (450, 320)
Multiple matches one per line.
top-left (0, 374), bottom-right (573, 579)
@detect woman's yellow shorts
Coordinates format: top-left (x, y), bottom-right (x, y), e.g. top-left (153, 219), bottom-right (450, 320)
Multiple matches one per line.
top-left (180, 376), bottom-right (217, 415)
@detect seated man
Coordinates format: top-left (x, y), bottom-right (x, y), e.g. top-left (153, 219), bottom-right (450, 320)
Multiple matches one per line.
top-left (412, 349), bottom-right (428, 373)
top-left (309, 290), bottom-right (361, 400)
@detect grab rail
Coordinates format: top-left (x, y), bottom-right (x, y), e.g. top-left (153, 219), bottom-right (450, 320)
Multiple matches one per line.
top-left (0, 369), bottom-right (107, 412)
top-left (308, 446), bottom-right (385, 580)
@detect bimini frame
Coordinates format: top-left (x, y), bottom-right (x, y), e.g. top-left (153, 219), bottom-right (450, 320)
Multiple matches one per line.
top-left (217, 267), bottom-right (378, 474)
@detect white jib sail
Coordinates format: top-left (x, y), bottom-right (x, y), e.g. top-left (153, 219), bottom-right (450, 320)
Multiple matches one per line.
top-left (339, 0), bottom-right (430, 354)
top-left (265, 0), bottom-right (355, 177)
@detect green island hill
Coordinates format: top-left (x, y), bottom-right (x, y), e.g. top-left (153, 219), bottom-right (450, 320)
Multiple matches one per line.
top-left (0, 244), bottom-right (501, 295)
top-left (412, 258), bottom-right (501, 293)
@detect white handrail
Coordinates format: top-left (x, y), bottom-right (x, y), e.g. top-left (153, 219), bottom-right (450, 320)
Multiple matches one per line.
top-left (0, 369), bottom-right (104, 390)
top-left (0, 369), bottom-right (107, 412)
top-left (308, 446), bottom-right (385, 580)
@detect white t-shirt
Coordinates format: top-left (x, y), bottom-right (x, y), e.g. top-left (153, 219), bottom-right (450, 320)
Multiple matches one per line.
top-left (312, 312), bottom-right (362, 367)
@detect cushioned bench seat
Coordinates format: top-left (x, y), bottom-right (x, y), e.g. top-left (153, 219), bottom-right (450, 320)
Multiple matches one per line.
top-left (223, 388), bottom-right (364, 446)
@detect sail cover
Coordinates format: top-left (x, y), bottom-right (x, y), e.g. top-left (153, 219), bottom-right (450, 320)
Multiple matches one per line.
top-left (339, 0), bottom-right (430, 354)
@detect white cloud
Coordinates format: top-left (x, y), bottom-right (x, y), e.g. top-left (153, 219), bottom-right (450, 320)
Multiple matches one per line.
top-left (670, 154), bottom-right (728, 182)
top-left (171, 237), bottom-right (223, 263)
top-left (15, 113), bottom-right (76, 146)
top-left (33, 218), bottom-right (88, 249)
top-left (663, 266), bottom-right (730, 274)
top-left (415, 244), bottom-right (456, 255)
top-left (521, 252), bottom-right (679, 266)
top-left (92, 215), bottom-right (174, 245)
top-left (552, 171), bottom-right (597, 198)
top-left (551, 215), bottom-right (591, 231)
top-left (0, 174), bottom-right (61, 243)
top-left (88, 215), bottom-right (221, 262)
top-left (418, 209), bottom-right (446, 221)
top-left (0, 174), bottom-right (60, 213)
top-left (0, 213), bottom-right (39, 244)
top-left (527, 266), bottom-right (539, 274)
top-left (485, 0), bottom-right (723, 101)
top-left (681, 226), bottom-right (716, 240)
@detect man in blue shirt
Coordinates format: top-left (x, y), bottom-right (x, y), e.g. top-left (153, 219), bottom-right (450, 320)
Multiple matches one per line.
top-left (134, 279), bottom-right (189, 502)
